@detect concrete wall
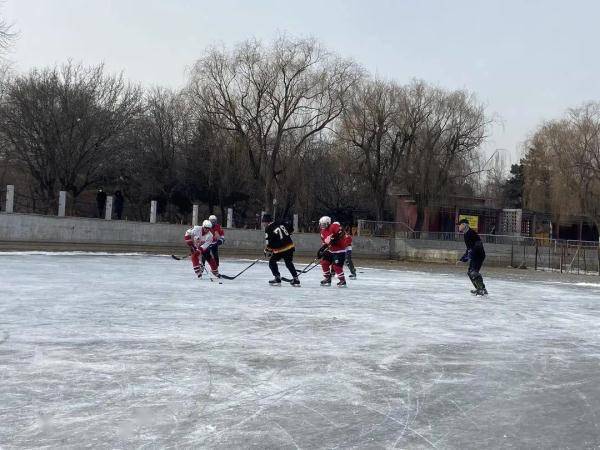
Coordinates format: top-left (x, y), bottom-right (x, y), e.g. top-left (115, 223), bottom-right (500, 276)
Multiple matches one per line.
top-left (392, 237), bottom-right (517, 267)
top-left (0, 212), bottom-right (524, 266)
top-left (0, 213), bottom-right (390, 258)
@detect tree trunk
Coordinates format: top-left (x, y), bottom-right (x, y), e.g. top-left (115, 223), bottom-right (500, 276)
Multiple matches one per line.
top-left (264, 171), bottom-right (274, 214)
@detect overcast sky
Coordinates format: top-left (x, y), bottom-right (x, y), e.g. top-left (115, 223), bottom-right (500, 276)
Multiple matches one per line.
top-left (4, 0), bottom-right (600, 166)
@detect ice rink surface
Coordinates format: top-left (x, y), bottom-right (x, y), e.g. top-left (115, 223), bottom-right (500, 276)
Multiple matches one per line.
top-left (1, 252), bottom-right (600, 449)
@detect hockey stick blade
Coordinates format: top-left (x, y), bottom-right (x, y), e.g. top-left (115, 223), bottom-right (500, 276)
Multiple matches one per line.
top-left (217, 258), bottom-right (262, 281)
top-left (218, 274), bottom-right (236, 280)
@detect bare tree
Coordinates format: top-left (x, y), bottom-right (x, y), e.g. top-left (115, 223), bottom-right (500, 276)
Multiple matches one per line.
top-left (0, 9), bottom-right (16, 57)
top-left (123, 87), bottom-right (190, 220)
top-left (404, 86), bottom-right (488, 231)
top-left (0, 62), bottom-right (141, 212)
top-left (524, 103), bottom-right (600, 229)
top-left (188, 35), bottom-right (362, 213)
top-left (340, 79), bottom-right (433, 220)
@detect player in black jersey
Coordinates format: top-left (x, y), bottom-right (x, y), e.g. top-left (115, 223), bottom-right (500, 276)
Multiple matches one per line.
top-left (262, 214), bottom-right (300, 286)
top-left (457, 218), bottom-right (488, 296)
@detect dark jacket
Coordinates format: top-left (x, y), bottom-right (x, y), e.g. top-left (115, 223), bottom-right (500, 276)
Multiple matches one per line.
top-left (461, 228), bottom-right (485, 261)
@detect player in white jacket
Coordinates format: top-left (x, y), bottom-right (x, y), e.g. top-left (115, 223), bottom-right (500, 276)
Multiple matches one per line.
top-left (184, 220), bottom-right (220, 278)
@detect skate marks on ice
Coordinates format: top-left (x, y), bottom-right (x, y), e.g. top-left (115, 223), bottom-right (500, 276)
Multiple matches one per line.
top-left (0, 253), bottom-right (600, 448)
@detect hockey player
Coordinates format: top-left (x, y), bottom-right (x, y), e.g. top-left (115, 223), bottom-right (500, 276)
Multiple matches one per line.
top-left (318, 216), bottom-right (347, 287)
top-left (262, 214), bottom-right (300, 286)
top-left (203, 214), bottom-right (225, 269)
top-left (184, 220), bottom-right (220, 278)
top-left (457, 218), bottom-right (488, 295)
top-left (344, 228), bottom-right (357, 279)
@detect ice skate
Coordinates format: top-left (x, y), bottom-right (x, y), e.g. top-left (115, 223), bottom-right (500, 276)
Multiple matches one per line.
top-left (320, 277), bottom-right (332, 286)
top-left (290, 277), bottom-right (301, 287)
top-left (337, 279), bottom-right (347, 287)
top-left (348, 273), bottom-right (357, 279)
top-left (268, 276), bottom-right (281, 286)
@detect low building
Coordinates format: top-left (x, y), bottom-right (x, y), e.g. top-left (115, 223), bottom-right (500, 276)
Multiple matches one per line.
top-left (392, 193), bottom-right (599, 241)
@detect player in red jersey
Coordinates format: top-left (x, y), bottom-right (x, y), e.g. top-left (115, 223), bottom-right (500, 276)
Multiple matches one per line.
top-left (203, 214), bottom-right (225, 270)
top-left (317, 216), bottom-right (347, 287)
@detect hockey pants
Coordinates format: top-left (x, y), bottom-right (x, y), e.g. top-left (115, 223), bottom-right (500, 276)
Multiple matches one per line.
top-left (269, 248), bottom-right (298, 279)
top-left (192, 250), bottom-right (218, 276)
top-left (321, 251), bottom-right (346, 281)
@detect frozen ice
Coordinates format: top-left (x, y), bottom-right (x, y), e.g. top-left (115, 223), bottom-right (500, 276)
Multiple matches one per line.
top-left (1, 253), bottom-right (599, 448)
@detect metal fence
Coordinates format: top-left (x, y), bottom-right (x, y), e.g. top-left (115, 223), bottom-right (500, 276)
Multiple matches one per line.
top-left (390, 228), bottom-right (600, 276)
top-left (355, 221), bottom-right (600, 275)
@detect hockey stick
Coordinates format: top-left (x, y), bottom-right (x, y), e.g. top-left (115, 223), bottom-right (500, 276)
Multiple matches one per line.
top-left (299, 257), bottom-right (320, 273)
top-left (218, 258), bottom-right (262, 280)
top-left (281, 259), bottom-right (320, 282)
top-left (304, 262), bottom-right (320, 274)
top-left (171, 253), bottom-right (190, 261)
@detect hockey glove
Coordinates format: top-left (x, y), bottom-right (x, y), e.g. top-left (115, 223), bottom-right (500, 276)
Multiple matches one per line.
top-left (317, 244), bottom-right (328, 258)
top-left (217, 237), bottom-right (224, 246)
top-left (264, 248), bottom-right (273, 258)
top-left (459, 250), bottom-right (471, 263)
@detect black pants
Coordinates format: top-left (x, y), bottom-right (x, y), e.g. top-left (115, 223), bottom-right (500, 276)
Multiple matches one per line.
top-left (346, 250), bottom-right (356, 276)
top-left (322, 250), bottom-right (346, 267)
top-left (468, 249), bottom-right (486, 290)
top-left (269, 248), bottom-right (298, 278)
top-left (202, 245), bottom-right (219, 266)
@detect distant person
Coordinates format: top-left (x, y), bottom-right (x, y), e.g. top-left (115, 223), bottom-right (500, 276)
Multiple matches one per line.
top-left (96, 188), bottom-right (107, 218)
top-left (203, 214), bottom-right (225, 271)
top-left (344, 226), bottom-right (357, 279)
top-left (457, 219), bottom-right (488, 296)
top-left (487, 224), bottom-right (496, 243)
top-left (114, 190), bottom-right (124, 220)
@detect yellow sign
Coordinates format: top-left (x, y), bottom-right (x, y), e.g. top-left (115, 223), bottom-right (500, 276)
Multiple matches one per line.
top-left (459, 215), bottom-right (479, 231)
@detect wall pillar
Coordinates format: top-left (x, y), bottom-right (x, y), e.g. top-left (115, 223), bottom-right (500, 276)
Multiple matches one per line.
top-left (150, 200), bottom-right (157, 224)
top-left (58, 191), bottom-right (66, 217)
top-left (105, 196), bottom-right (113, 220)
top-left (5, 185), bottom-right (14, 213)
top-left (227, 208), bottom-right (233, 228)
top-left (192, 204), bottom-right (199, 226)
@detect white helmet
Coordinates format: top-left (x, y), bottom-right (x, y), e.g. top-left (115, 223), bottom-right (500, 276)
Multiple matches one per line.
top-left (202, 219), bottom-right (212, 229)
top-left (209, 214), bottom-right (217, 224)
top-left (319, 216), bottom-right (331, 229)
